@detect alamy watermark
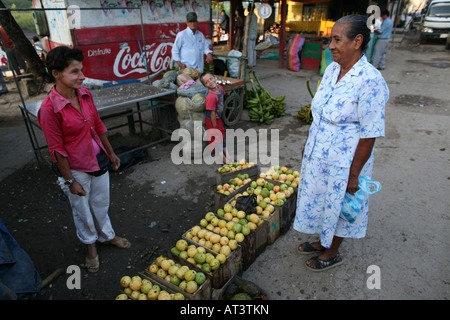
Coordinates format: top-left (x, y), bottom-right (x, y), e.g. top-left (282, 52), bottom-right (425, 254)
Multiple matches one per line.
top-left (67, 5), bottom-right (81, 29)
top-left (66, 265), bottom-right (81, 290)
top-left (366, 5), bottom-right (381, 29)
top-left (170, 121), bottom-right (280, 167)
top-left (366, 265), bottom-right (381, 289)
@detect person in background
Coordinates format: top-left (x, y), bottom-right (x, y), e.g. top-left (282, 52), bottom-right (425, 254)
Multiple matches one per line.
top-left (372, 9), bottom-right (392, 70)
top-left (365, 14), bottom-right (381, 64)
top-left (294, 15), bottom-right (388, 271)
top-left (200, 71), bottom-right (232, 164)
top-left (32, 36), bottom-right (46, 61)
top-left (247, 4), bottom-right (258, 68)
top-left (218, 9), bottom-right (229, 35)
top-left (3, 43), bottom-right (26, 75)
top-left (37, 46), bottom-right (130, 273)
top-left (234, 8), bottom-right (245, 51)
top-left (172, 12), bottom-right (213, 72)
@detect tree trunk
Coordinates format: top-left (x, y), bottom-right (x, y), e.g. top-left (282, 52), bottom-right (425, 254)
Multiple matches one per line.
top-left (0, 2), bottom-right (47, 82)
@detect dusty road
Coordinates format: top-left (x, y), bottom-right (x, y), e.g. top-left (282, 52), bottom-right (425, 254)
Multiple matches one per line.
top-left (0, 34), bottom-right (448, 300)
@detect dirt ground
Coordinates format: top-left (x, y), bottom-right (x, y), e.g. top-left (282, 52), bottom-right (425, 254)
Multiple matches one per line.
top-left (0, 32), bottom-right (449, 301)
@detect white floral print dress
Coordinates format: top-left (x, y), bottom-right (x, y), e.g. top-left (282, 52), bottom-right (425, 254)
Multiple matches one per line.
top-left (293, 55), bottom-right (389, 248)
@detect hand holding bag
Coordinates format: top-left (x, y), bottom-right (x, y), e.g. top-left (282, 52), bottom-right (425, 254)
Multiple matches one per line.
top-left (340, 176), bottom-right (381, 223)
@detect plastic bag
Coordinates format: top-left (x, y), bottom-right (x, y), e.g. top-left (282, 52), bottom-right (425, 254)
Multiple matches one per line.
top-left (340, 176), bottom-right (381, 223)
top-left (235, 194), bottom-right (257, 214)
top-left (227, 50), bottom-right (242, 78)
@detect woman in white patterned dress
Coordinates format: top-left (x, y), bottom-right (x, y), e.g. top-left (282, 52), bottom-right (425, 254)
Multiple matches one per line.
top-left (294, 15), bottom-right (389, 271)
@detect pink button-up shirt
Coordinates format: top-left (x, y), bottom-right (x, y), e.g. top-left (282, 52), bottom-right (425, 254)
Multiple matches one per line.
top-left (37, 87), bottom-right (108, 172)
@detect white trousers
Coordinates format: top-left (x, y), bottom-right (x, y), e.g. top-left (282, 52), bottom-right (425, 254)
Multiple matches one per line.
top-left (58, 170), bottom-right (115, 245)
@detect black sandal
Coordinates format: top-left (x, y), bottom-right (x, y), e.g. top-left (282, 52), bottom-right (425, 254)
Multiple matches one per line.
top-left (297, 242), bottom-right (326, 255)
top-left (305, 253), bottom-right (343, 272)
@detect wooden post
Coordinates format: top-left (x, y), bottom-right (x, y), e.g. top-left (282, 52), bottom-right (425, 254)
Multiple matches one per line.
top-left (229, 0), bottom-right (236, 50)
top-left (279, 0), bottom-right (287, 69)
top-left (239, 5), bottom-right (253, 80)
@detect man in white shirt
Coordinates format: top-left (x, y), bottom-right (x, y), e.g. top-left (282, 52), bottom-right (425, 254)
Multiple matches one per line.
top-left (171, 12), bottom-right (213, 71)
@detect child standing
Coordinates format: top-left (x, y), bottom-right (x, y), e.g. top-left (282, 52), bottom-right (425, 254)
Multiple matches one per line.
top-left (200, 72), bottom-right (232, 163)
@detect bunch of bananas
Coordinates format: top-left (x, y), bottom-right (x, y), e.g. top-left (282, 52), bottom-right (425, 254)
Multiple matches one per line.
top-left (245, 71), bottom-right (286, 125)
top-left (297, 104), bottom-right (312, 124)
top-left (297, 80), bottom-right (320, 125)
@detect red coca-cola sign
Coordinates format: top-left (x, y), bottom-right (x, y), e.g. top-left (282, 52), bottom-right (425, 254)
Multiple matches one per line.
top-left (71, 22), bottom-right (210, 81)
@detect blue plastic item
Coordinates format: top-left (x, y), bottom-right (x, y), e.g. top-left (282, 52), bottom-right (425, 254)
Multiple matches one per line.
top-left (340, 176), bottom-right (381, 223)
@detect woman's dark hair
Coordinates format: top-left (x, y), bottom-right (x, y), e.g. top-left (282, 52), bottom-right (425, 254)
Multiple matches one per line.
top-left (45, 46), bottom-right (84, 82)
top-left (336, 14), bottom-right (371, 52)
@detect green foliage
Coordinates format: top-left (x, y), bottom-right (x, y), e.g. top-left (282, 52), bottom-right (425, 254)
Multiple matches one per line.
top-left (3, 0), bottom-right (32, 9)
top-left (2, 0), bottom-right (36, 32)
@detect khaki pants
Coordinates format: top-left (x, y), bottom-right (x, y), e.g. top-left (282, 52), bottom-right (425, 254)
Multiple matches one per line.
top-left (58, 170), bottom-right (115, 245)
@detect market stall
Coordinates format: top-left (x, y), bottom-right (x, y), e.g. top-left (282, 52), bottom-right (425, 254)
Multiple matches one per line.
top-left (115, 162), bottom-right (300, 300)
top-left (18, 82), bottom-right (177, 164)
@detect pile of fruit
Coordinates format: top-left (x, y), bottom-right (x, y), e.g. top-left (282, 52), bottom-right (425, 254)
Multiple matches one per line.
top-left (217, 159), bottom-right (255, 174)
top-left (245, 71), bottom-right (286, 125)
top-left (116, 275), bottom-right (185, 300)
top-left (217, 202), bottom-right (265, 227)
top-left (146, 256), bottom-right (206, 294)
top-left (238, 178), bottom-right (296, 208)
top-left (216, 173), bottom-right (252, 195)
top-left (115, 160), bottom-right (275, 301)
top-left (184, 223), bottom-right (240, 257)
top-left (171, 239), bottom-right (226, 273)
top-left (260, 165), bottom-right (300, 188)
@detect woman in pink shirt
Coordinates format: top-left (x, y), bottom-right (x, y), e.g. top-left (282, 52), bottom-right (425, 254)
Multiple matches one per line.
top-left (38, 46), bottom-right (130, 273)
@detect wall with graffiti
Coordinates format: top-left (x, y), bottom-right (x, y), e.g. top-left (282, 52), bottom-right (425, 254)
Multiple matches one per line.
top-left (36, 0), bottom-right (212, 81)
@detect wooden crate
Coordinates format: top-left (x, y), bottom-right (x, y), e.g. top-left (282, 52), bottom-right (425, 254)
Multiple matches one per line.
top-left (144, 257), bottom-right (212, 300)
top-left (181, 228), bottom-right (243, 285)
top-left (223, 199), bottom-right (268, 263)
top-left (117, 272), bottom-right (186, 300)
top-left (216, 164), bottom-right (259, 185)
top-left (260, 205), bottom-right (280, 245)
top-left (265, 179), bottom-right (298, 235)
top-left (169, 237), bottom-right (243, 289)
top-left (214, 213), bottom-right (257, 270)
top-left (140, 272), bottom-right (188, 299)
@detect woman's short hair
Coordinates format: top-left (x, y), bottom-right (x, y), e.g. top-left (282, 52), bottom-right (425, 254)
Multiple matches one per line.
top-left (336, 14), bottom-right (371, 52)
top-left (46, 46), bottom-right (84, 82)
